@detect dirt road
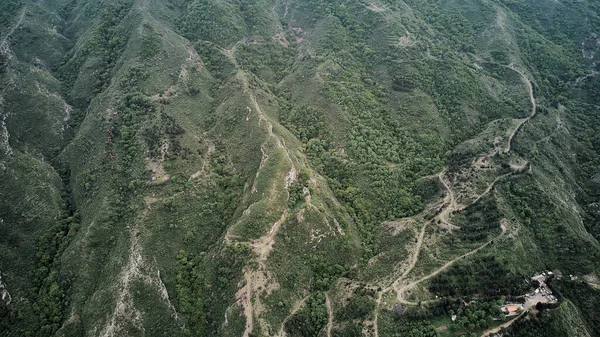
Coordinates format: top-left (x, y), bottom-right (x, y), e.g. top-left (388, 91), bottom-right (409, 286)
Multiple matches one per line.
top-left (481, 312), bottom-right (525, 337)
top-left (325, 293), bottom-right (333, 337)
top-left (436, 170), bottom-right (460, 229)
top-left (396, 222), bottom-right (506, 305)
top-left (373, 219), bottom-right (428, 336)
top-left (504, 64), bottom-right (537, 153)
top-left (379, 64), bottom-right (536, 310)
top-left (0, 7), bottom-right (26, 59)
top-left (278, 295), bottom-right (309, 337)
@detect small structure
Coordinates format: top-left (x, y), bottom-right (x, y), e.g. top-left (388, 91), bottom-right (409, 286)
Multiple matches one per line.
top-left (501, 305), bottom-right (522, 316)
top-left (505, 305), bottom-right (519, 313)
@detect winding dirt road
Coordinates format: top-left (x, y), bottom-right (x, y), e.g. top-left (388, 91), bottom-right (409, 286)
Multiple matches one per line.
top-left (396, 222), bottom-right (507, 305)
top-left (436, 170), bottom-right (460, 229)
top-left (325, 293), bottom-right (333, 337)
top-left (372, 64), bottom-right (537, 334)
top-left (504, 64), bottom-right (537, 153)
top-left (394, 64), bottom-right (536, 303)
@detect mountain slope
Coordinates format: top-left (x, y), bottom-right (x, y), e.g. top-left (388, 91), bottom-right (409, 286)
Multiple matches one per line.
top-left (1, 0), bottom-right (599, 336)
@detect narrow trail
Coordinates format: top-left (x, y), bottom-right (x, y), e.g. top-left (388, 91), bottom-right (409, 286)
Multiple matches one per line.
top-left (396, 222), bottom-right (507, 305)
top-left (0, 7), bottom-right (26, 53)
top-left (277, 295), bottom-right (310, 337)
top-left (504, 64), bottom-right (537, 153)
top-left (253, 211), bottom-right (289, 263)
top-left (458, 172), bottom-right (512, 212)
top-left (278, 293), bottom-right (332, 337)
top-left (480, 312), bottom-right (526, 337)
top-left (325, 293), bottom-right (333, 337)
top-left (588, 282), bottom-right (600, 290)
top-left (205, 38), bottom-right (297, 191)
top-left (374, 219), bottom-right (428, 337)
top-left (248, 86), bottom-right (297, 188)
top-left (372, 65), bottom-right (536, 334)
top-left (436, 170), bottom-right (460, 230)
top-left (393, 221), bottom-right (428, 287)
top-left (373, 292), bottom-right (382, 337)
top-left (393, 65), bottom-right (536, 302)
top-left (241, 272), bottom-right (255, 337)
top-left (204, 37), bottom-right (298, 337)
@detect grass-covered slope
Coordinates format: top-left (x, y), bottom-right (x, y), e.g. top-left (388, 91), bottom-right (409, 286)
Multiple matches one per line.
top-left (0, 0), bottom-right (599, 336)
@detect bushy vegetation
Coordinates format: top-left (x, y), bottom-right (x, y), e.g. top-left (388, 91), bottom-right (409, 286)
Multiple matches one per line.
top-left (237, 41), bottom-right (296, 83)
top-left (2, 0), bottom-right (600, 336)
top-left (176, 245), bottom-right (249, 336)
top-left (0, 163), bottom-right (80, 336)
top-left (452, 196), bottom-right (502, 242)
top-left (178, 0), bottom-right (245, 45)
top-left (337, 288), bottom-right (376, 322)
top-left (429, 255), bottom-right (529, 297)
top-left (378, 310), bottom-right (438, 337)
top-left (284, 293), bottom-right (328, 337)
top-left (58, 0), bottom-right (133, 107)
top-left (280, 106), bottom-right (330, 145)
top-left (30, 210), bottom-right (80, 335)
top-left (171, 151), bottom-right (246, 334)
top-left (381, 297), bottom-right (508, 336)
top-left (505, 310), bottom-right (568, 337)
top-left (140, 30), bottom-right (161, 60)
top-left (88, 0), bottom-right (133, 93)
top-left (553, 281), bottom-right (600, 336)
top-left (503, 178), bottom-right (600, 274)
top-left (446, 299), bottom-right (505, 332)
top-left (0, 0), bottom-right (21, 32)
top-left (195, 42), bottom-right (235, 83)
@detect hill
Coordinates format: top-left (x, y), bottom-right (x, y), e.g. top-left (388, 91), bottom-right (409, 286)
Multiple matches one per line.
top-left (1, 0), bottom-right (599, 336)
